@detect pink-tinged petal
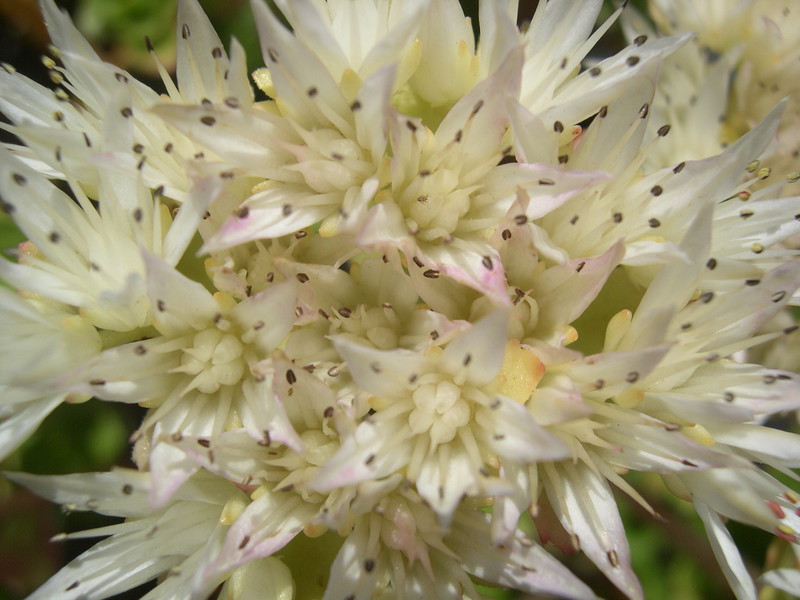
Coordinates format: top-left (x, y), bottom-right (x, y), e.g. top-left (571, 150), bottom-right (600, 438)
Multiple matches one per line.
top-left (359, 217), bottom-right (479, 315)
top-left (195, 491), bottom-right (318, 588)
top-left (331, 336), bottom-right (428, 399)
top-left (419, 242), bottom-right (510, 306)
top-left (508, 102), bottom-right (558, 164)
top-left (142, 249), bottom-right (217, 335)
top-left (311, 419), bottom-right (411, 492)
top-left (694, 500), bottom-right (757, 600)
top-left (205, 188), bottom-right (335, 251)
top-left (0, 396), bottom-right (63, 462)
top-left (495, 163), bottom-right (610, 220)
top-left (480, 395), bottom-right (571, 463)
top-left (528, 376), bottom-right (592, 426)
top-left (357, 200), bottom-right (412, 250)
top-left (544, 461), bottom-right (642, 600)
top-left (239, 378), bottom-right (304, 452)
top-left (452, 509), bottom-right (600, 600)
top-left (679, 469), bottom-right (776, 530)
top-left (231, 281), bottom-right (297, 352)
top-left (148, 439), bottom-right (199, 508)
top-left (440, 310), bottom-right (509, 386)
top-left (164, 430), bottom-right (272, 484)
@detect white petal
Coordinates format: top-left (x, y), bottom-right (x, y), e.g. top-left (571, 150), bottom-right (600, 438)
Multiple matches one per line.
top-left (482, 395), bottom-right (571, 463)
top-left (232, 281), bottom-right (297, 351)
top-left (0, 396), bottom-right (63, 462)
top-left (440, 309), bottom-right (509, 386)
top-left (709, 424), bottom-right (800, 467)
top-left (143, 249), bottom-right (218, 335)
top-left (452, 508), bottom-right (600, 600)
top-left (311, 419), bottom-right (411, 491)
top-left (250, 0), bottom-right (352, 131)
top-left (331, 336), bottom-right (427, 398)
top-left (544, 461), bottom-right (642, 599)
top-left (760, 569), bottom-right (800, 597)
top-left (148, 440), bottom-right (199, 508)
top-left (6, 469), bottom-right (151, 518)
top-left (195, 491), bottom-right (317, 588)
top-left (694, 500), bottom-right (757, 600)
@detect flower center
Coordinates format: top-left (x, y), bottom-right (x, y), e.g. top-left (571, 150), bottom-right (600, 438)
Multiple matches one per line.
top-left (408, 380), bottom-right (471, 446)
top-left (396, 166), bottom-right (472, 242)
top-left (180, 328), bottom-right (246, 394)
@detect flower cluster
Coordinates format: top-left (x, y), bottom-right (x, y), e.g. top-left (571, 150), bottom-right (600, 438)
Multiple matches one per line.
top-left (2, 1), bottom-right (800, 599)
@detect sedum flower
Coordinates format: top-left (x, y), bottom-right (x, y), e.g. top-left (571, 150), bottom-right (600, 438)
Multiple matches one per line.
top-left (640, 0), bottom-right (800, 180)
top-left (0, 287), bottom-right (100, 460)
top-left (6, 468), bottom-right (295, 600)
top-left (1, 1), bottom-right (800, 600)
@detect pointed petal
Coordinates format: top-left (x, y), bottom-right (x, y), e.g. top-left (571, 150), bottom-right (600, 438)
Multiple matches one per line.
top-left (0, 396), bottom-right (63, 461)
top-left (231, 281), bottom-right (297, 351)
top-left (694, 500), bottom-right (757, 600)
top-left (331, 336), bottom-right (427, 399)
top-left (439, 309), bottom-right (509, 386)
top-left (482, 395), bottom-right (571, 463)
top-left (142, 249), bottom-right (217, 335)
top-left (250, 0), bottom-right (351, 130)
top-left (452, 508), bottom-right (600, 600)
top-left (544, 461), bottom-right (643, 599)
top-left (196, 491), bottom-right (317, 587)
top-left (311, 419), bottom-right (411, 492)
top-left (419, 242), bottom-right (509, 306)
top-left (761, 569), bottom-right (800, 597)
top-left (5, 469), bottom-right (151, 518)
top-left (148, 441), bottom-right (199, 508)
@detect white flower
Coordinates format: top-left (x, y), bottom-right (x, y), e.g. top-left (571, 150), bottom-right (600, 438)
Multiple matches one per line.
top-left (6, 468), bottom-right (294, 600)
top-left (0, 0), bottom-right (253, 201)
top-left (0, 287), bottom-right (99, 460)
top-left (2, 1), bottom-right (800, 599)
top-left (67, 252), bottom-right (300, 505)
